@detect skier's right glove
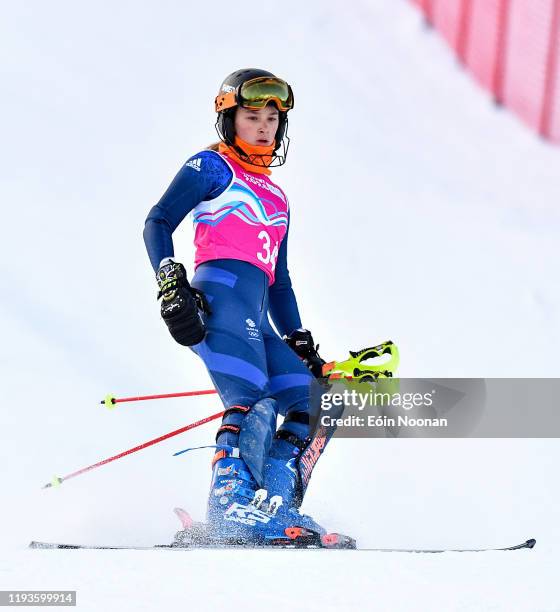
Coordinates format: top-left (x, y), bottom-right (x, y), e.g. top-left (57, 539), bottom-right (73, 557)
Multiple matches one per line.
top-left (156, 259), bottom-right (211, 347)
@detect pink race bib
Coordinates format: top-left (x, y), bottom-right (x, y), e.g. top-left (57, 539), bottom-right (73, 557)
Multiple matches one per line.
top-left (192, 153), bottom-right (289, 284)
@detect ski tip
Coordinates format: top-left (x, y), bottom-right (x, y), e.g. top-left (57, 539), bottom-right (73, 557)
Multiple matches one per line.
top-left (29, 541), bottom-right (66, 549)
top-left (173, 507), bottom-right (193, 529)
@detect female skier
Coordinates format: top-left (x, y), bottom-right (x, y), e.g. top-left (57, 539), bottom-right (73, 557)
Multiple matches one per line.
top-left (143, 68), bottom-right (334, 545)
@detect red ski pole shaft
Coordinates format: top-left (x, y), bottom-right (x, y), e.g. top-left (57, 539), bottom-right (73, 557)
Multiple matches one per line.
top-left (42, 410), bottom-right (224, 489)
top-left (101, 389), bottom-right (217, 407)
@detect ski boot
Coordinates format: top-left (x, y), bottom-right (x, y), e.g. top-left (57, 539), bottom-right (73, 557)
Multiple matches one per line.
top-left (204, 448), bottom-right (328, 545)
top-left (264, 406), bottom-right (334, 511)
top-left (173, 398), bottom-right (354, 548)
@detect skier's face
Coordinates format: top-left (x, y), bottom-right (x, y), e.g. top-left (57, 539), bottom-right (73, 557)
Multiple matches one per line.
top-left (234, 105), bottom-right (279, 147)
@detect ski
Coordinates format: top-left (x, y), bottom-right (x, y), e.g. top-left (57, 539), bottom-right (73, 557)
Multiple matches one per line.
top-left (28, 537), bottom-right (353, 551)
top-left (358, 538), bottom-right (536, 553)
top-left (29, 537), bottom-right (535, 552)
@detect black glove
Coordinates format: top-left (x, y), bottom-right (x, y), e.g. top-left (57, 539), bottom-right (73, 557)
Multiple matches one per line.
top-left (156, 259), bottom-right (211, 346)
top-left (285, 328), bottom-right (326, 378)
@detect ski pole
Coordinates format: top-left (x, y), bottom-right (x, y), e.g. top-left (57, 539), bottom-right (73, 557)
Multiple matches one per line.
top-left (42, 410), bottom-right (224, 489)
top-left (100, 341), bottom-right (400, 408)
top-left (101, 388), bottom-right (217, 409)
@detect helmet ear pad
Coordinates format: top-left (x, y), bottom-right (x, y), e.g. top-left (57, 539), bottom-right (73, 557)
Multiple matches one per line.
top-left (275, 111), bottom-right (288, 152)
top-left (218, 108), bottom-right (288, 153)
top-left (219, 108), bottom-right (236, 146)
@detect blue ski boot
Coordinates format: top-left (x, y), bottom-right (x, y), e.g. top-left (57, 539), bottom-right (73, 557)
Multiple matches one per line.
top-left (262, 416), bottom-right (332, 512)
top-left (204, 399), bottom-right (327, 545)
top-left (206, 448), bottom-right (326, 544)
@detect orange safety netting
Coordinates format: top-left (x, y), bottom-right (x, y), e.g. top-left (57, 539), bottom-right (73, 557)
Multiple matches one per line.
top-left (410, 0), bottom-right (560, 143)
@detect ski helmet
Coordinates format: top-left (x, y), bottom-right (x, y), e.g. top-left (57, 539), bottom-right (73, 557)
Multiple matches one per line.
top-left (214, 68), bottom-right (294, 166)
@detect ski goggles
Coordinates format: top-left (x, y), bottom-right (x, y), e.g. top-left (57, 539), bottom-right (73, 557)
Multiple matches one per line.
top-left (215, 77), bottom-right (294, 113)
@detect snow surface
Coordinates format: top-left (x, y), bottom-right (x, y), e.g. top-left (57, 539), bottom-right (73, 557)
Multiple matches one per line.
top-left (1, 0), bottom-right (559, 610)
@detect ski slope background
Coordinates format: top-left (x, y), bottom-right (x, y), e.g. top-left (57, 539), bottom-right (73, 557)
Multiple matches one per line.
top-left (1, 1), bottom-right (559, 610)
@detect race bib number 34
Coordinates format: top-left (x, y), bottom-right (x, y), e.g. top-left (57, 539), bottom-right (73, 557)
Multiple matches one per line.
top-left (256, 230), bottom-right (279, 271)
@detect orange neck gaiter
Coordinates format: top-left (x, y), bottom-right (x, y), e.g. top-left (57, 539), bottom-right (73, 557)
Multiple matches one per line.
top-left (218, 136), bottom-right (275, 175)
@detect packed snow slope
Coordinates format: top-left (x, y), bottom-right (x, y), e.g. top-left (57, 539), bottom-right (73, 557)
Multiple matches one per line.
top-left (1, 1), bottom-right (559, 610)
